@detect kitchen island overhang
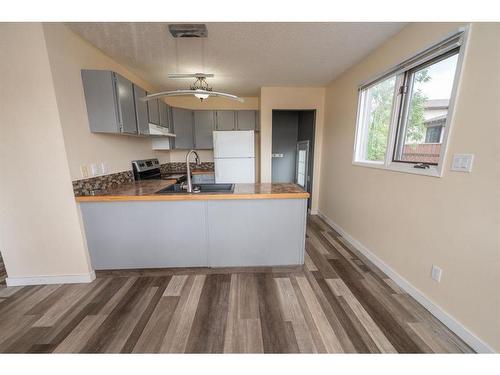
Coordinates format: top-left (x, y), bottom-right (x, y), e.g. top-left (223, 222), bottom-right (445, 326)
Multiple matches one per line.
top-left (76, 183), bottom-right (309, 270)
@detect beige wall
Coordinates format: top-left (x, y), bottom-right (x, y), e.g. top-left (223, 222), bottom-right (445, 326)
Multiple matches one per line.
top-left (42, 23), bottom-right (169, 181)
top-left (0, 23), bottom-right (93, 280)
top-left (260, 87), bottom-right (325, 212)
top-left (319, 23), bottom-right (500, 351)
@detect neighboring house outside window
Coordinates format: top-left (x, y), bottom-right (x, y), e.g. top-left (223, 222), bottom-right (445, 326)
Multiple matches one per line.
top-left (425, 124), bottom-right (443, 143)
top-left (401, 99), bottom-right (449, 164)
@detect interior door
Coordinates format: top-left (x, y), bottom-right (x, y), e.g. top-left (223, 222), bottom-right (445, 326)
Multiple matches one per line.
top-left (295, 141), bottom-right (309, 191)
top-left (271, 111), bottom-right (299, 183)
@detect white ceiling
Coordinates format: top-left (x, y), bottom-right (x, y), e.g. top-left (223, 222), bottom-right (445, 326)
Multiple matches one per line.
top-left (68, 22), bottom-right (406, 96)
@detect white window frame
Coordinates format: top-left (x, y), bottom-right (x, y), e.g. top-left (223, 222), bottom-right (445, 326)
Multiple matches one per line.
top-left (352, 26), bottom-right (470, 177)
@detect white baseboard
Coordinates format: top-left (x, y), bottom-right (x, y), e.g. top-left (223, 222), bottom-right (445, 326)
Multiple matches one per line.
top-left (6, 271), bottom-right (96, 287)
top-left (317, 211), bottom-right (494, 353)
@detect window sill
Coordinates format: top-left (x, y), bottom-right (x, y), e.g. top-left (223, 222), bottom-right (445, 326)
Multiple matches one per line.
top-left (352, 160), bottom-right (442, 177)
top-left (352, 160), bottom-right (386, 169)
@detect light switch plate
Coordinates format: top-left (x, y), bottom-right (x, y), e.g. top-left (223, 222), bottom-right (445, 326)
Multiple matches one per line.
top-left (100, 162), bottom-right (108, 175)
top-left (431, 265), bottom-right (442, 282)
top-left (90, 163), bottom-right (101, 177)
top-left (80, 165), bottom-right (89, 178)
top-left (451, 154), bottom-right (474, 172)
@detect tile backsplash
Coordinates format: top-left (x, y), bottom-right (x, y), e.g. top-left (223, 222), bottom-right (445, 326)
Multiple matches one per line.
top-left (72, 170), bottom-right (134, 196)
top-left (73, 162), bottom-right (214, 196)
top-left (160, 162), bottom-right (214, 174)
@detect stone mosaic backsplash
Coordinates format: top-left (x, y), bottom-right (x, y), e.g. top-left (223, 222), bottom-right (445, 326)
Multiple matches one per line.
top-left (73, 170), bottom-right (134, 196)
top-left (160, 162), bottom-right (214, 174)
top-left (73, 162), bottom-right (215, 196)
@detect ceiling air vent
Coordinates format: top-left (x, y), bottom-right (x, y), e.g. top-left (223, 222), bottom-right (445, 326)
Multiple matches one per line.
top-left (168, 24), bottom-right (208, 38)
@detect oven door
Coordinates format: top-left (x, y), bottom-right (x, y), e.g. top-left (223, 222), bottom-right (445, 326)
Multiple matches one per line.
top-left (136, 168), bottom-right (161, 180)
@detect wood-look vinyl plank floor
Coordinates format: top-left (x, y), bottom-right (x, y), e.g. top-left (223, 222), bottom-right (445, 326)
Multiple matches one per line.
top-left (0, 215), bottom-right (474, 353)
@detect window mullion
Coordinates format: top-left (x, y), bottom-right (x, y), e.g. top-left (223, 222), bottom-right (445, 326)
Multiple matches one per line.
top-left (385, 73), bottom-right (405, 167)
top-left (393, 72), bottom-right (414, 162)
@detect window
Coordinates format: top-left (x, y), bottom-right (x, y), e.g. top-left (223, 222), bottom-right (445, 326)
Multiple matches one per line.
top-left (355, 76), bottom-right (397, 163)
top-left (297, 149), bottom-right (307, 186)
top-left (353, 30), bottom-right (466, 176)
top-left (393, 50), bottom-right (459, 165)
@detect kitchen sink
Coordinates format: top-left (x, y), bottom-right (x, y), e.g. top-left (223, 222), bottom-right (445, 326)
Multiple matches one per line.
top-left (155, 183), bottom-right (234, 194)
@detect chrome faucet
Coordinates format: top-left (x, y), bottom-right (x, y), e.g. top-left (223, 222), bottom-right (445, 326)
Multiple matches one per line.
top-left (185, 149), bottom-right (201, 193)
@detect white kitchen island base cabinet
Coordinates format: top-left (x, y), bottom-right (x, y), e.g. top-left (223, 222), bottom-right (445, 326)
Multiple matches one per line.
top-left (79, 198), bottom-right (307, 270)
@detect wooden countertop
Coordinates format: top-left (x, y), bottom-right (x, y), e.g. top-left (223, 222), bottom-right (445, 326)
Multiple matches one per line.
top-left (75, 181), bottom-right (309, 202)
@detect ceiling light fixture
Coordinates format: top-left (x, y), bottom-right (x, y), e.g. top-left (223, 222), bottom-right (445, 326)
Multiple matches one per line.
top-left (191, 76), bottom-right (212, 100)
top-left (141, 24), bottom-right (243, 103)
top-left (142, 73), bottom-right (244, 103)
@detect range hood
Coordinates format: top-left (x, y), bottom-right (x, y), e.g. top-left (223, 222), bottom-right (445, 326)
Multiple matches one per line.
top-left (148, 123), bottom-right (176, 137)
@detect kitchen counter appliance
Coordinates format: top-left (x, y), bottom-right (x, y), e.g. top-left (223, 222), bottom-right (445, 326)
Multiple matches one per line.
top-left (132, 158), bottom-right (186, 183)
top-left (213, 131), bottom-right (255, 183)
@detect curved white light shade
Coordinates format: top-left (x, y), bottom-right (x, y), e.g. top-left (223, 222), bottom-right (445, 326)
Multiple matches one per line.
top-left (194, 89), bottom-right (210, 100)
top-left (168, 73), bottom-right (214, 78)
top-left (141, 89), bottom-right (244, 103)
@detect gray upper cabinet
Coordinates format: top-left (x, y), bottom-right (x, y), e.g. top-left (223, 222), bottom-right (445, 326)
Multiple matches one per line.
top-left (159, 101), bottom-right (170, 128)
top-left (81, 70), bottom-right (137, 134)
top-left (114, 74), bottom-right (137, 134)
top-left (194, 110), bottom-right (215, 149)
top-left (171, 107), bottom-right (194, 149)
top-left (216, 110), bottom-right (236, 131)
top-left (133, 85), bottom-right (149, 135)
top-left (236, 110), bottom-right (257, 131)
top-left (147, 98), bottom-right (160, 125)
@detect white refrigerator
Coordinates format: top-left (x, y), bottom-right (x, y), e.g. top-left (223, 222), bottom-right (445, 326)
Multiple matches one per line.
top-left (213, 131), bottom-right (255, 183)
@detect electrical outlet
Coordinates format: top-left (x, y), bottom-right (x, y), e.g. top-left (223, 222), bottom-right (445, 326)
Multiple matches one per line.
top-left (80, 165), bottom-right (89, 178)
top-left (431, 265), bottom-right (442, 282)
top-left (90, 163), bottom-right (100, 177)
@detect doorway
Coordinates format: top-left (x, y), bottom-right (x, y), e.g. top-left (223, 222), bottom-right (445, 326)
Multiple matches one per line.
top-left (272, 110), bottom-right (316, 209)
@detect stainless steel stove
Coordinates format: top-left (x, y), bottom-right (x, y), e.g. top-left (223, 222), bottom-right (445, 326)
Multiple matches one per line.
top-left (131, 158), bottom-right (186, 183)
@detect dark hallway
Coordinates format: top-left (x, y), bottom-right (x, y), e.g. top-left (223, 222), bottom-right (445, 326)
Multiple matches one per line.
top-left (272, 110), bottom-right (316, 208)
